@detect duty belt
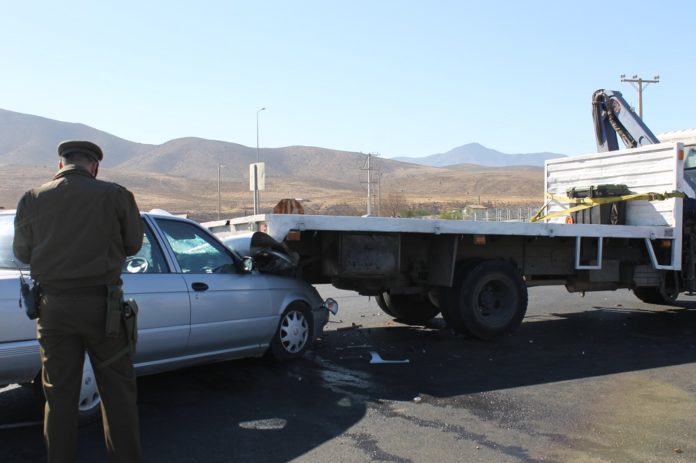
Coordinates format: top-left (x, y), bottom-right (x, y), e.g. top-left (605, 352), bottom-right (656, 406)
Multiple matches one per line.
top-left (41, 285), bottom-right (107, 296)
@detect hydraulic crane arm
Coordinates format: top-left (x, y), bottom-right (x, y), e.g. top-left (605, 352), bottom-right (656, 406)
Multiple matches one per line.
top-left (592, 89), bottom-right (660, 152)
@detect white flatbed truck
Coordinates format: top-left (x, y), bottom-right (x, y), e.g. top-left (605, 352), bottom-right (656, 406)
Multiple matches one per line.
top-left (206, 91), bottom-right (696, 340)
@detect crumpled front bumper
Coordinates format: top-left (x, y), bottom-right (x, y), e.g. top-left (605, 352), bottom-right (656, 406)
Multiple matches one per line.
top-left (312, 297), bottom-right (338, 336)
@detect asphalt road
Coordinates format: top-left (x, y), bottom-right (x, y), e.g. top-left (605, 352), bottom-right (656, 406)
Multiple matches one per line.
top-left (2, 285), bottom-right (696, 462)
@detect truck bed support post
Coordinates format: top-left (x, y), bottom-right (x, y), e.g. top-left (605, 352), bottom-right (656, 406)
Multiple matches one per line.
top-left (644, 238), bottom-right (678, 270)
top-left (575, 236), bottom-right (603, 270)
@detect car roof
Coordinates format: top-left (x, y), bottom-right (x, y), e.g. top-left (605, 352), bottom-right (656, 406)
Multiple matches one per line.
top-left (0, 208), bottom-right (197, 225)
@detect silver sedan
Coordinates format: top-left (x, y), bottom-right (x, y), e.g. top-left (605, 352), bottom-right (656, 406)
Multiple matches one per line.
top-left (0, 210), bottom-right (337, 421)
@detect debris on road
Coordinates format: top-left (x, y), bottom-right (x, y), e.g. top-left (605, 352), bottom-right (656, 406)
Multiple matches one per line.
top-left (369, 351), bottom-right (410, 364)
top-left (337, 323), bottom-right (363, 331)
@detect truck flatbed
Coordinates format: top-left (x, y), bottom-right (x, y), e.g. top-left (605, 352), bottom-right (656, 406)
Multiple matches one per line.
top-left (205, 142), bottom-right (693, 340)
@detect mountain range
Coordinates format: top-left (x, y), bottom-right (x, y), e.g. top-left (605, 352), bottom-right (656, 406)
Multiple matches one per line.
top-left (0, 108), bottom-right (549, 219)
top-left (393, 143), bottom-right (564, 167)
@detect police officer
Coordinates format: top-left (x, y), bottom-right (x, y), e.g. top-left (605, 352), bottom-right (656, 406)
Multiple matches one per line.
top-left (13, 141), bottom-right (144, 463)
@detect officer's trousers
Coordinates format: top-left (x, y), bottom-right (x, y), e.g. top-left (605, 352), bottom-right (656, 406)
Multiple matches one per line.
top-left (37, 291), bottom-right (142, 463)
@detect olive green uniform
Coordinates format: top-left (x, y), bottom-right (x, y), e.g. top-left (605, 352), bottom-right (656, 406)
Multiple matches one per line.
top-left (14, 164), bottom-right (143, 463)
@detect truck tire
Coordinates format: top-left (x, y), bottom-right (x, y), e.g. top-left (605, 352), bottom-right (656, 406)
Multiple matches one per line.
top-left (375, 293), bottom-right (396, 317)
top-left (439, 259), bottom-right (483, 333)
top-left (379, 292), bottom-right (440, 325)
top-left (441, 260), bottom-right (527, 340)
top-left (632, 286), bottom-right (678, 305)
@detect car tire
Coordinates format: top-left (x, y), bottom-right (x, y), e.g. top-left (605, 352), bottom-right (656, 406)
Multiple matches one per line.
top-left (77, 355), bottom-right (102, 424)
top-left (270, 302), bottom-right (314, 360)
top-left (33, 355), bottom-right (102, 425)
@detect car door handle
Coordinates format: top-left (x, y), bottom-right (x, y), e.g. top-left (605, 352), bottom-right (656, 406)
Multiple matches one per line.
top-left (191, 282), bottom-right (209, 292)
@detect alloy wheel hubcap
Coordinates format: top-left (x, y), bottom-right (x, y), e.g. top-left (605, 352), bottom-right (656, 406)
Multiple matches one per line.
top-left (280, 310), bottom-right (309, 353)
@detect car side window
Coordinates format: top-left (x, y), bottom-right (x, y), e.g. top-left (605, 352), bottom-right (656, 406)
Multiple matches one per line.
top-left (0, 214), bottom-right (28, 269)
top-left (155, 218), bottom-right (237, 274)
top-left (122, 220), bottom-right (168, 274)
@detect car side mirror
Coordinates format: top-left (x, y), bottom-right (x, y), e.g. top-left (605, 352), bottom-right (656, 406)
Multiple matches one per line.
top-left (242, 256), bottom-right (255, 273)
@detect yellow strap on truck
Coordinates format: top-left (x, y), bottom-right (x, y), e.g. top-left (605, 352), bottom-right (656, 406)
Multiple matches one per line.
top-left (530, 191), bottom-right (686, 223)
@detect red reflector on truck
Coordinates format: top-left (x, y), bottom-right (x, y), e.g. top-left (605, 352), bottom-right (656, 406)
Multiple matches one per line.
top-left (473, 235), bottom-right (486, 246)
top-left (287, 230), bottom-right (301, 241)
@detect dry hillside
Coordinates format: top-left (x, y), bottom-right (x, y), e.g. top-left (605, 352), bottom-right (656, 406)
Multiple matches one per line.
top-left (0, 163), bottom-right (543, 222)
top-left (0, 108), bottom-right (545, 221)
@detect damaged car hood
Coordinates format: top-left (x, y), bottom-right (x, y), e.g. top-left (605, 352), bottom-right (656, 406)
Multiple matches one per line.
top-left (223, 232), bottom-right (299, 276)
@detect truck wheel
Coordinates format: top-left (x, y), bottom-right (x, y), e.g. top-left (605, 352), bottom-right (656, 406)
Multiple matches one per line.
top-left (375, 293), bottom-right (396, 317)
top-left (380, 292), bottom-right (440, 325)
top-left (441, 260), bottom-right (527, 340)
top-left (632, 287), bottom-right (678, 305)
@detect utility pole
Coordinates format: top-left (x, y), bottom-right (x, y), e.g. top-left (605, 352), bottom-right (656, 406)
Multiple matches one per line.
top-left (620, 74), bottom-right (659, 118)
top-left (217, 164), bottom-right (225, 220)
top-left (361, 153), bottom-right (380, 216)
top-left (377, 171), bottom-right (383, 217)
top-left (367, 153), bottom-right (372, 216)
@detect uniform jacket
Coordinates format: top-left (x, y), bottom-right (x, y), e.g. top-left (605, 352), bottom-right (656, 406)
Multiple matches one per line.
top-left (13, 165), bottom-right (143, 291)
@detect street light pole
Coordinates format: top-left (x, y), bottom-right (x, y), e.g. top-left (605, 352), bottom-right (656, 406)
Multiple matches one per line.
top-left (217, 164), bottom-right (225, 220)
top-left (254, 107), bottom-right (266, 215)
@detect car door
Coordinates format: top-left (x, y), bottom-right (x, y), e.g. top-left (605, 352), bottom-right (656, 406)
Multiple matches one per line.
top-left (121, 218), bottom-right (191, 367)
top-left (153, 217), bottom-right (275, 357)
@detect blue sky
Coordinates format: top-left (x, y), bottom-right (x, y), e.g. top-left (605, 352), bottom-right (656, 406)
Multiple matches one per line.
top-left (0, 1), bottom-right (692, 158)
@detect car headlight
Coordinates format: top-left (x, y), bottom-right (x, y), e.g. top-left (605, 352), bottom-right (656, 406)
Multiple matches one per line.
top-left (323, 298), bottom-right (339, 315)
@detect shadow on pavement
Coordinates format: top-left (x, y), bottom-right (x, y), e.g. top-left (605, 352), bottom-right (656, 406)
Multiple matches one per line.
top-left (2, 301), bottom-right (696, 462)
top-left (315, 301), bottom-right (696, 400)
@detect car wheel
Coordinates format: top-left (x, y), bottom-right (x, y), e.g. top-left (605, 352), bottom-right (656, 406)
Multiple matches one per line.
top-left (270, 302), bottom-right (314, 360)
top-left (77, 355), bottom-right (102, 424)
top-left (33, 355), bottom-right (102, 425)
